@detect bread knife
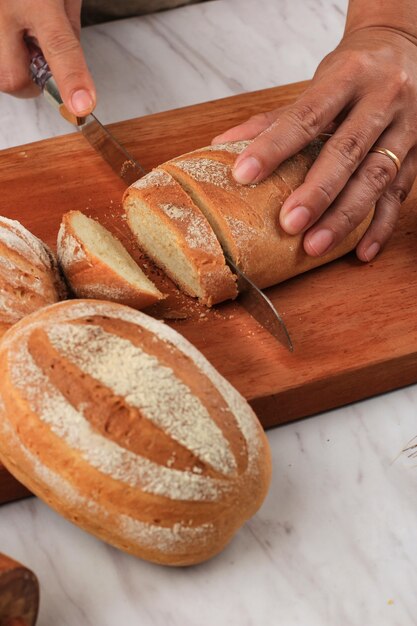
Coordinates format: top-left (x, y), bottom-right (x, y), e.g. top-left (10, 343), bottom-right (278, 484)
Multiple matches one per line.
top-left (225, 255), bottom-right (293, 351)
top-left (27, 40), bottom-right (293, 351)
top-left (26, 38), bottom-right (145, 185)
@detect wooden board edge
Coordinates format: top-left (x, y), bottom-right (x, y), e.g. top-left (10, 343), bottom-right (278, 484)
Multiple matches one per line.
top-left (252, 352), bottom-right (417, 429)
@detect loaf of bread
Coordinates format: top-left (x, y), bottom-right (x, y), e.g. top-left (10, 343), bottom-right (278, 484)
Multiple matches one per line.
top-left (0, 216), bottom-right (67, 338)
top-left (57, 210), bottom-right (164, 309)
top-left (124, 170), bottom-right (237, 306)
top-left (0, 299), bottom-right (271, 566)
top-left (160, 140), bottom-right (374, 289)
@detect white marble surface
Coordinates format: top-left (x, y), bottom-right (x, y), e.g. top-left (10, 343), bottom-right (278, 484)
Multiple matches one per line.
top-left (1, 1), bottom-right (417, 625)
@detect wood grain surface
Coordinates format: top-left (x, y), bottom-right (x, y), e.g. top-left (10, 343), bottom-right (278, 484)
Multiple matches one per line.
top-left (0, 553), bottom-right (39, 626)
top-left (1, 80), bottom-right (417, 505)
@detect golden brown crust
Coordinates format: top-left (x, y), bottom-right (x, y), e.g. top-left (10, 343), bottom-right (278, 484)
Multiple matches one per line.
top-left (0, 300), bottom-right (271, 566)
top-left (0, 216), bottom-right (67, 333)
top-left (123, 170), bottom-right (237, 306)
top-left (162, 140), bottom-right (374, 288)
top-left (57, 211), bottom-right (164, 310)
top-left (0, 322), bottom-right (11, 340)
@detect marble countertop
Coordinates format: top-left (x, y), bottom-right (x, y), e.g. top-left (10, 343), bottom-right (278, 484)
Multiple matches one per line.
top-left (1, 1), bottom-right (417, 625)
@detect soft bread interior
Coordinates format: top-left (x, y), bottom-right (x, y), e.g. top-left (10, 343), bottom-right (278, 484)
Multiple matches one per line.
top-left (125, 197), bottom-right (205, 299)
top-left (69, 212), bottom-right (162, 297)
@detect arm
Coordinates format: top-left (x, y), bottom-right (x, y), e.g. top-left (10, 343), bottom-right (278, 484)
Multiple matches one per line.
top-left (213, 1), bottom-right (417, 261)
top-left (0, 0), bottom-right (95, 116)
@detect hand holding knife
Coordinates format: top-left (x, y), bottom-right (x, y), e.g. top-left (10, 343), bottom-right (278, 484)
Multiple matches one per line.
top-left (26, 38), bottom-right (293, 351)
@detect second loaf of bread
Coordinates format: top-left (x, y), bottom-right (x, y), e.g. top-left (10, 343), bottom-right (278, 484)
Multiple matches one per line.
top-left (0, 299), bottom-right (271, 566)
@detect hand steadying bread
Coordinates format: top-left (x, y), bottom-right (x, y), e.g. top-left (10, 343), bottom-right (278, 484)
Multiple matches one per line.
top-left (124, 139), bottom-right (374, 303)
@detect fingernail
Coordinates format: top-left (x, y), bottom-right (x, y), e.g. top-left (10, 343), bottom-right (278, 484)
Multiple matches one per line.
top-left (363, 241), bottom-right (380, 261)
top-left (307, 229), bottom-right (335, 255)
top-left (71, 89), bottom-right (94, 115)
top-left (282, 206), bottom-right (311, 234)
top-left (233, 156), bottom-right (261, 184)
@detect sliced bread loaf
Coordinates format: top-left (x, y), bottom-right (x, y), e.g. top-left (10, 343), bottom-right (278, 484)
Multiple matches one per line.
top-left (161, 140), bottom-right (373, 289)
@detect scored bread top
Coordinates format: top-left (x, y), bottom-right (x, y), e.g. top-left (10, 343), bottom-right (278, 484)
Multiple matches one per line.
top-left (0, 299), bottom-right (271, 565)
top-left (0, 216), bottom-right (67, 334)
top-left (162, 140), bottom-right (373, 288)
top-left (124, 169), bottom-right (237, 305)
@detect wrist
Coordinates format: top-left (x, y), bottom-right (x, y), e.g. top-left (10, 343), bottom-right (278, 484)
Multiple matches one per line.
top-left (345, 0), bottom-right (417, 43)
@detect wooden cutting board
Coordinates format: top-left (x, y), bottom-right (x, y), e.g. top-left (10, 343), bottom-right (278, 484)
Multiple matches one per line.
top-left (1, 80), bottom-right (417, 505)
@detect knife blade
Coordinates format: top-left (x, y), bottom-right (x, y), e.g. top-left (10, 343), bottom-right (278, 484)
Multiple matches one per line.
top-left (27, 40), bottom-right (293, 350)
top-left (80, 113), bottom-right (145, 185)
top-left (26, 38), bottom-right (145, 184)
top-left (225, 255), bottom-right (293, 351)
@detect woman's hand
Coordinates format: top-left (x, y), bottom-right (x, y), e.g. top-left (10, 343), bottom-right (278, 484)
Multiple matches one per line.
top-left (213, 27), bottom-right (417, 262)
top-left (0, 0), bottom-right (95, 115)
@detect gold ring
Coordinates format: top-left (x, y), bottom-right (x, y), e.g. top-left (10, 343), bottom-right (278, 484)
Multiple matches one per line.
top-left (370, 147), bottom-right (401, 173)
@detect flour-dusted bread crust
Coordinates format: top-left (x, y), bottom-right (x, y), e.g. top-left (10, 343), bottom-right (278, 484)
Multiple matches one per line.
top-left (123, 170), bottom-right (237, 306)
top-left (0, 216), bottom-right (67, 338)
top-left (57, 210), bottom-right (164, 310)
top-left (0, 299), bottom-right (271, 566)
top-left (161, 140), bottom-right (374, 289)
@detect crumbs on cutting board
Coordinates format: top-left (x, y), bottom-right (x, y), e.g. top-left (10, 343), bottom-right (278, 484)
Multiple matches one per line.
top-left (81, 203), bottom-right (237, 323)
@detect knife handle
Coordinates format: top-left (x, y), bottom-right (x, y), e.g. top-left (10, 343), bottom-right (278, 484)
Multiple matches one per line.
top-left (25, 36), bottom-right (85, 126)
top-left (25, 38), bottom-right (52, 91)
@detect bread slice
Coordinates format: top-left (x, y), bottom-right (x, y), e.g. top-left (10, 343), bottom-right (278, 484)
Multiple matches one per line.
top-left (0, 216), bottom-right (67, 338)
top-left (57, 210), bottom-right (164, 309)
top-left (161, 140), bottom-right (373, 289)
top-left (123, 169), bottom-right (237, 306)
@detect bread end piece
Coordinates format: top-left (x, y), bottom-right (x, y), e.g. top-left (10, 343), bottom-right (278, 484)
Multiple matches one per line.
top-left (57, 210), bottom-right (164, 310)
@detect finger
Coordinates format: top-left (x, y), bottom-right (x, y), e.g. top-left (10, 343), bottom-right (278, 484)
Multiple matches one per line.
top-left (34, 2), bottom-right (95, 115)
top-left (232, 77), bottom-right (356, 184)
top-left (0, 27), bottom-right (38, 97)
top-left (64, 0), bottom-right (82, 38)
top-left (302, 138), bottom-right (407, 257)
top-left (212, 109), bottom-right (283, 144)
top-left (279, 99), bottom-right (393, 235)
top-left (356, 150), bottom-right (417, 261)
